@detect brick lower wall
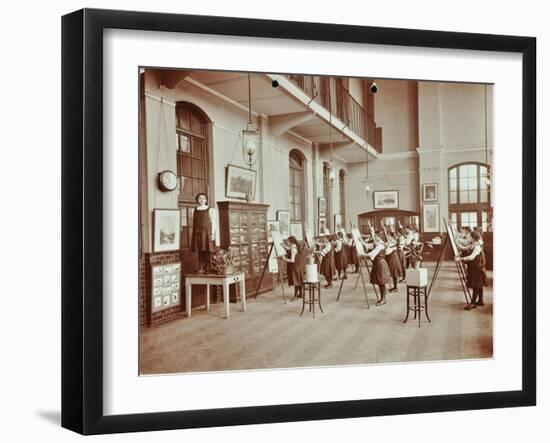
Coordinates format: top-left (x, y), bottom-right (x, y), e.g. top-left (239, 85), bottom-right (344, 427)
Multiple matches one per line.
top-left (140, 251), bottom-right (220, 327)
top-left (140, 251), bottom-right (185, 327)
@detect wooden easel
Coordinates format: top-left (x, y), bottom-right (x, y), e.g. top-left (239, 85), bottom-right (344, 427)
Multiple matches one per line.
top-left (336, 239), bottom-right (377, 308)
top-left (426, 219), bottom-right (472, 308)
top-left (255, 241), bottom-right (287, 303)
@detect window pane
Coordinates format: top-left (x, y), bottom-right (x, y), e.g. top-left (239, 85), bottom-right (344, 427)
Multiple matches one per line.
top-left (178, 134), bottom-right (190, 152)
top-left (177, 109), bottom-right (190, 130)
top-left (480, 190), bottom-right (488, 203)
top-left (450, 167), bottom-right (457, 179)
top-left (469, 190), bottom-right (477, 202)
top-left (192, 158), bottom-right (204, 178)
top-left (450, 191), bottom-right (457, 204)
top-left (459, 165), bottom-right (469, 178)
top-left (450, 178), bottom-right (457, 191)
top-left (192, 139), bottom-right (203, 158)
top-left (460, 177), bottom-right (468, 190)
top-left (190, 113), bottom-right (203, 134)
top-left (460, 190), bottom-right (468, 203)
top-left (468, 177), bottom-right (477, 189)
top-left (180, 156), bottom-right (192, 176)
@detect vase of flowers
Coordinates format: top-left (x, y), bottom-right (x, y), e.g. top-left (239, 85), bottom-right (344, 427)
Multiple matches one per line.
top-left (210, 249), bottom-right (235, 275)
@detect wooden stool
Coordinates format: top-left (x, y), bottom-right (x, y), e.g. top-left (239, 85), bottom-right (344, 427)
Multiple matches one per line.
top-left (404, 285), bottom-right (430, 328)
top-left (301, 281), bottom-right (323, 318)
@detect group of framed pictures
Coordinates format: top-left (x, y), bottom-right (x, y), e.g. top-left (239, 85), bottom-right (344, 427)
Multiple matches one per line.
top-left (422, 183), bottom-right (439, 233)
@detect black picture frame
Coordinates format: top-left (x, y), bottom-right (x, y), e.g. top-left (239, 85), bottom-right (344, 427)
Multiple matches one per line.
top-left (62, 8), bottom-right (536, 435)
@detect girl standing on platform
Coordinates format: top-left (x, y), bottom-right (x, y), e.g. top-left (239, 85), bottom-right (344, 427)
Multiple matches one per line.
top-left (334, 231), bottom-right (349, 280)
top-left (191, 192), bottom-right (217, 274)
top-left (456, 230), bottom-right (487, 309)
top-left (366, 231), bottom-right (392, 306)
top-left (319, 236), bottom-right (336, 289)
top-left (282, 235), bottom-right (305, 299)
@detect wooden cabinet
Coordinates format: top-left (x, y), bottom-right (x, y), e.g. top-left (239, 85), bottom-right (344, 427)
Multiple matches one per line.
top-left (217, 201), bottom-right (273, 299)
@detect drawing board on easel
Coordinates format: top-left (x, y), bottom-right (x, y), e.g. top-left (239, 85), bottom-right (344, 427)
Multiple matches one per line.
top-left (351, 227), bottom-right (366, 257)
top-left (270, 229), bottom-right (286, 258)
top-left (304, 226), bottom-right (315, 251)
top-left (444, 218), bottom-right (459, 256)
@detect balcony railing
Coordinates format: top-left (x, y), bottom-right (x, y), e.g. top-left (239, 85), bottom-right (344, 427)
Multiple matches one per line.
top-left (286, 74), bottom-right (382, 152)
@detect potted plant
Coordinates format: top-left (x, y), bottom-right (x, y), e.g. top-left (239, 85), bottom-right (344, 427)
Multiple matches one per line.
top-left (210, 248), bottom-right (235, 275)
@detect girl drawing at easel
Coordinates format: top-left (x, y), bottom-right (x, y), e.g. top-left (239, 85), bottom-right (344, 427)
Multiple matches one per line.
top-left (281, 236), bottom-right (305, 299)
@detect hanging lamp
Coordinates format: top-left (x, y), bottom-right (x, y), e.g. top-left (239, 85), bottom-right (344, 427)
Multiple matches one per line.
top-left (242, 73), bottom-right (258, 170)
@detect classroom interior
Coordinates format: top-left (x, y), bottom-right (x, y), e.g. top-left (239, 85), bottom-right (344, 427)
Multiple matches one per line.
top-left (139, 69), bottom-right (494, 375)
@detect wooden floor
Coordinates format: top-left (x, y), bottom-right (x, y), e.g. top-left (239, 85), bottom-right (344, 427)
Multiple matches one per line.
top-left (140, 261), bottom-right (493, 375)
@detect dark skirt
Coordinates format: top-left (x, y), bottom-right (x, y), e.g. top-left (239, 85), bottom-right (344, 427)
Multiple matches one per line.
top-left (287, 246), bottom-right (305, 287)
top-left (370, 256), bottom-right (391, 286)
top-left (348, 243), bottom-right (359, 268)
top-left (335, 246), bottom-right (349, 272)
top-left (466, 249), bottom-right (486, 289)
top-left (191, 229), bottom-right (215, 253)
top-left (320, 250), bottom-right (335, 280)
top-left (397, 249), bottom-right (406, 276)
top-left (385, 251), bottom-right (402, 279)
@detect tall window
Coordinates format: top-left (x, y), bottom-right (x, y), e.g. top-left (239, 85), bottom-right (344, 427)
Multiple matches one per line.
top-left (175, 103), bottom-right (210, 251)
top-left (289, 150), bottom-right (305, 222)
top-left (448, 162), bottom-right (492, 232)
top-left (339, 169), bottom-right (346, 226)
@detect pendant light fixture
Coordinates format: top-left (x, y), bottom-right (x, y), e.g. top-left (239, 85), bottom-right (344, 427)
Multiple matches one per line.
top-left (242, 73), bottom-right (258, 170)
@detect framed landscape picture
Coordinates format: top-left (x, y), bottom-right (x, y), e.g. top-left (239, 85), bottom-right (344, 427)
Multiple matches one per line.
top-left (226, 164), bottom-right (256, 200)
top-left (152, 209), bottom-right (180, 253)
top-left (62, 7), bottom-right (535, 436)
top-left (373, 190), bottom-right (399, 209)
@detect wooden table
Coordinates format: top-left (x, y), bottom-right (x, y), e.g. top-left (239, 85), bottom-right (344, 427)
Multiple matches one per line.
top-left (184, 272), bottom-right (246, 319)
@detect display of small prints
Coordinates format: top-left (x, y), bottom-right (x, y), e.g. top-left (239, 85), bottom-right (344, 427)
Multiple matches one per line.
top-left (151, 263), bottom-right (181, 313)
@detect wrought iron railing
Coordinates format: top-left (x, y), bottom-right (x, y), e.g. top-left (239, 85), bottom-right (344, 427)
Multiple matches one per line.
top-left (286, 74), bottom-right (382, 152)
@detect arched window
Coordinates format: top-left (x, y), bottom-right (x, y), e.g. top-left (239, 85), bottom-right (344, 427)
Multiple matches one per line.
top-left (339, 169), bottom-right (346, 226)
top-left (289, 150), bottom-right (306, 222)
top-left (175, 102), bottom-right (211, 252)
top-left (323, 162), bottom-right (332, 232)
top-left (448, 162), bottom-right (492, 232)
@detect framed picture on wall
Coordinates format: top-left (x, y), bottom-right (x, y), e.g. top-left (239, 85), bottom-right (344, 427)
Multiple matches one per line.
top-left (152, 209), bottom-right (181, 253)
top-left (226, 164), bottom-right (257, 200)
top-left (276, 210), bottom-right (290, 238)
top-left (373, 190), bottom-right (399, 209)
top-left (422, 204), bottom-right (440, 233)
top-left (318, 197), bottom-right (326, 217)
top-left (423, 183), bottom-right (438, 202)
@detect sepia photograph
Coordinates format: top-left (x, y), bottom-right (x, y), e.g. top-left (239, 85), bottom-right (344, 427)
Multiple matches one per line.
top-left (139, 68), bottom-right (494, 376)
